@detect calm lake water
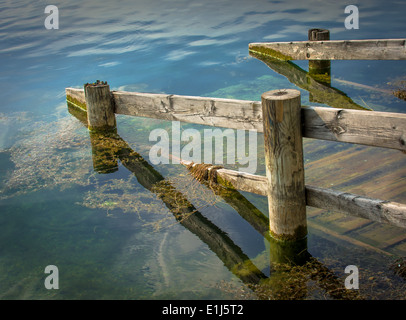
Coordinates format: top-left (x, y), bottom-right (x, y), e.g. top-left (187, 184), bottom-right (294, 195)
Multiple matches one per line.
top-left (1, 0), bottom-right (406, 300)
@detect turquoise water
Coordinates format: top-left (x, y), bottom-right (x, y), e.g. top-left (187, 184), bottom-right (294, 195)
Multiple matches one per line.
top-left (1, 0), bottom-right (406, 299)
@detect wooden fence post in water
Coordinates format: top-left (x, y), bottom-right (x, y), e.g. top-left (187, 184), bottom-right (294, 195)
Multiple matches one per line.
top-left (84, 80), bottom-right (116, 132)
top-left (261, 89), bottom-right (307, 242)
top-left (308, 28), bottom-right (331, 85)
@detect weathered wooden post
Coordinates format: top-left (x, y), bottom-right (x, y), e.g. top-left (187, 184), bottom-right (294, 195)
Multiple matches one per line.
top-left (308, 28), bottom-right (331, 85)
top-left (261, 89), bottom-right (307, 241)
top-left (84, 80), bottom-right (118, 173)
top-left (84, 80), bottom-right (116, 132)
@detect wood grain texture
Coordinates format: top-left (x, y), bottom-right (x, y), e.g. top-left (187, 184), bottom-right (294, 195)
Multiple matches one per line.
top-left (302, 106), bottom-right (406, 151)
top-left (112, 90), bottom-right (263, 131)
top-left (261, 89), bottom-right (307, 240)
top-left (249, 39), bottom-right (406, 60)
top-left (306, 185), bottom-right (406, 229)
top-left (84, 83), bottom-right (116, 131)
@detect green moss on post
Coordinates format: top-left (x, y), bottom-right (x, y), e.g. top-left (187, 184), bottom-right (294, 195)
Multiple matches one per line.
top-left (308, 29), bottom-right (331, 85)
top-left (67, 101), bottom-right (88, 126)
top-left (269, 235), bottom-right (310, 265)
top-left (66, 95), bottom-right (87, 111)
top-left (249, 45), bottom-right (293, 61)
top-left (269, 225), bottom-right (307, 242)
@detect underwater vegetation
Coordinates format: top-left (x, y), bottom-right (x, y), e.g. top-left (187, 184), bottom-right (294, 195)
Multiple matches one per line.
top-left (0, 113), bottom-right (202, 232)
top-left (390, 79), bottom-right (406, 101)
top-left (217, 256), bottom-right (406, 300)
top-left (0, 116), bottom-right (93, 199)
top-left (390, 257), bottom-right (406, 279)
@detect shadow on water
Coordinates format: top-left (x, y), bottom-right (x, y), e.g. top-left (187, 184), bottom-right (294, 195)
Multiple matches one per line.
top-left (67, 101), bottom-right (368, 300)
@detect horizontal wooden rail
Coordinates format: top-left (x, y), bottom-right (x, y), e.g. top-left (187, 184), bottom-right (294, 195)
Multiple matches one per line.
top-left (66, 88), bottom-right (406, 151)
top-left (113, 90), bottom-right (263, 131)
top-left (67, 87), bottom-right (263, 130)
top-left (181, 161), bottom-right (406, 230)
top-left (302, 106), bottom-right (406, 151)
top-left (249, 39), bottom-right (406, 61)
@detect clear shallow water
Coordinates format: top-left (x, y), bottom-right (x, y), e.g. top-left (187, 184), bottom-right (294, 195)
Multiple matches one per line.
top-left (1, 0), bottom-right (406, 299)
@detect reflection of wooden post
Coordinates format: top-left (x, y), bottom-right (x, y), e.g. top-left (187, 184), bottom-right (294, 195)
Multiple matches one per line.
top-left (249, 51), bottom-right (369, 110)
top-left (84, 81), bottom-right (116, 132)
top-left (89, 132), bottom-right (119, 174)
top-left (261, 89), bottom-right (307, 241)
top-left (308, 29), bottom-right (331, 85)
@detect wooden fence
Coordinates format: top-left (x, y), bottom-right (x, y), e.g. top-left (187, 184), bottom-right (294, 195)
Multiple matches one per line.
top-left (66, 83), bottom-right (406, 239)
top-left (67, 103), bottom-right (365, 297)
top-left (65, 30), bottom-right (406, 242)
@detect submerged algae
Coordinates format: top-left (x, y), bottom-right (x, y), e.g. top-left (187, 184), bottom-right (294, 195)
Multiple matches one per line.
top-left (0, 113), bottom-right (221, 233)
top-left (391, 79), bottom-right (406, 101)
top-left (0, 115), bottom-right (93, 199)
top-left (66, 95), bottom-right (87, 111)
top-left (217, 253), bottom-right (406, 300)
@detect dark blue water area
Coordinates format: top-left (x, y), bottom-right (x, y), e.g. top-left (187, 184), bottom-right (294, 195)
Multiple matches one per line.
top-left (1, 0), bottom-right (406, 299)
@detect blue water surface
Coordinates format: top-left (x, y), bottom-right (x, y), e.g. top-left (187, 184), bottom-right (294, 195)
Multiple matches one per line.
top-left (0, 0), bottom-right (406, 299)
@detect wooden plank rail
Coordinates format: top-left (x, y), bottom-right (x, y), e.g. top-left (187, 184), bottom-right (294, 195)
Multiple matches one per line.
top-left (302, 106), bottom-right (406, 151)
top-left (181, 161), bottom-right (406, 230)
top-left (113, 90), bottom-right (264, 131)
top-left (249, 39), bottom-right (406, 61)
top-left (66, 88), bottom-right (406, 152)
